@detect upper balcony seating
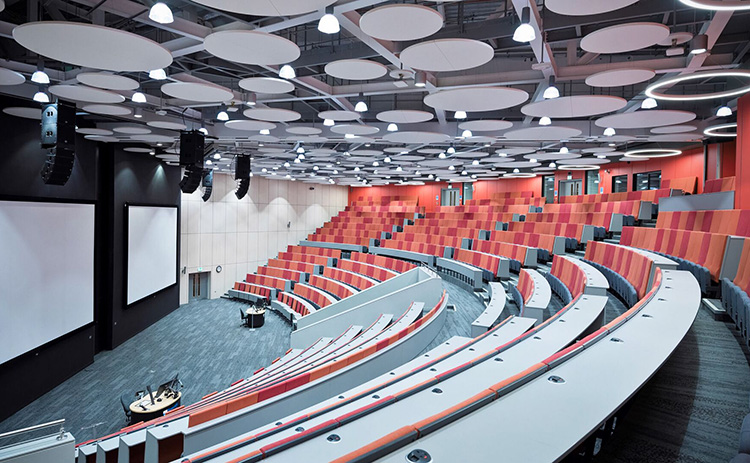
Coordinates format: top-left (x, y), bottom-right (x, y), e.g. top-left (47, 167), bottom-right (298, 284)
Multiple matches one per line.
top-left (323, 267), bottom-right (377, 290)
top-left (267, 258), bottom-right (320, 275)
top-left (337, 259), bottom-right (398, 282)
top-left (656, 209), bottom-right (750, 237)
top-left (308, 275), bottom-right (356, 300)
top-left (256, 265), bottom-right (305, 283)
top-left (287, 245), bottom-right (341, 259)
top-left (620, 226), bottom-right (728, 292)
top-left (584, 241), bottom-right (653, 307)
top-left (722, 240), bottom-right (750, 342)
top-left (349, 251), bottom-right (416, 273)
top-left (704, 176), bottom-right (736, 194)
top-left (558, 188), bottom-right (673, 205)
top-left (277, 252), bottom-right (330, 266)
top-left (662, 176), bottom-right (697, 194)
top-left (293, 283), bottom-right (336, 309)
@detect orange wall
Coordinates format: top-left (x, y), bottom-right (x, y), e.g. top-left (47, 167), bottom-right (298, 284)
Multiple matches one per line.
top-left (738, 94), bottom-right (750, 209)
top-left (722, 141), bottom-right (736, 178)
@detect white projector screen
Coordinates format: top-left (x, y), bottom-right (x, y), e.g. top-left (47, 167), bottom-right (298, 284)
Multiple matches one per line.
top-left (126, 205), bottom-right (178, 305)
top-left (0, 201), bottom-right (95, 365)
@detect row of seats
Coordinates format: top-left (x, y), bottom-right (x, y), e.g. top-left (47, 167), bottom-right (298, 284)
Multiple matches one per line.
top-left (508, 222), bottom-right (582, 248)
top-left (541, 199), bottom-right (647, 219)
top-left (488, 229), bottom-right (556, 261)
top-left (287, 245), bottom-right (340, 259)
top-left (471, 239), bottom-right (528, 272)
top-left (511, 268), bottom-right (535, 312)
top-left (558, 188), bottom-right (674, 204)
top-left (621, 226), bottom-right (727, 291)
top-left (256, 265), bottom-right (304, 283)
top-left (411, 218), bottom-right (505, 230)
top-left (584, 241), bottom-right (653, 307)
top-left (308, 275), bottom-right (355, 300)
top-left (704, 176), bottom-right (736, 194)
top-left (546, 256), bottom-right (586, 304)
top-left (349, 195), bottom-right (419, 207)
top-left (420, 212), bottom-right (520, 224)
top-left (656, 209), bottom-right (750, 237)
top-left (337, 258), bottom-right (398, 282)
top-left (525, 211), bottom-right (624, 235)
top-left (322, 267), bottom-right (376, 291)
top-left (246, 273), bottom-right (288, 292)
top-left (722, 240), bottom-right (750, 344)
top-left (467, 196), bottom-right (546, 207)
top-left (661, 176), bottom-right (697, 194)
top-left (434, 204), bottom-right (535, 215)
top-left (267, 258), bottom-right (319, 275)
top-left (277, 292), bottom-right (314, 317)
top-left (349, 251), bottom-right (417, 274)
top-left (277, 252), bottom-right (330, 265)
top-left (453, 248), bottom-right (506, 280)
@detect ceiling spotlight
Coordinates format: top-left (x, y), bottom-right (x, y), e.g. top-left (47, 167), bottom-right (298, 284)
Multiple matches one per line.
top-left (259, 128), bottom-right (270, 135)
top-left (134, 107), bottom-right (143, 118)
top-left (31, 69), bottom-right (49, 85)
top-left (454, 110), bottom-right (467, 120)
top-left (543, 76), bottom-right (560, 99)
top-left (717, 105), bottom-right (732, 117)
top-left (345, 133), bottom-right (355, 139)
top-left (396, 166), bottom-right (403, 172)
top-left (354, 93), bottom-right (368, 112)
top-left (149, 68), bottom-right (167, 80)
top-left (313, 165), bottom-right (319, 171)
top-left (298, 153), bottom-right (306, 160)
top-left (294, 158), bottom-right (301, 164)
top-left (354, 166), bottom-right (360, 172)
top-left (498, 152), bottom-right (508, 157)
top-left (447, 145), bottom-right (456, 154)
top-left (206, 159), bottom-right (213, 166)
top-left (690, 34), bottom-right (709, 55)
top-left (283, 161), bottom-right (290, 168)
top-left (560, 146), bottom-right (569, 154)
top-left (387, 123), bottom-right (398, 132)
top-left (198, 127), bottom-right (208, 135)
top-left (597, 155), bottom-right (606, 159)
top-left (472, 159), bottom-right (480, 165)
top-left (603, 127), bottom-right (616, 137)
top-left (245, 93), bottom-right (257, 106)
top-left (149, 2), bottom-right (174, 24)
top-left (216, 110), bottom-right (229, 122)
top-left (549, 162), bottom-right (556, 168)
top-left (438, 152), bottom-right (447, 159)
top-left (539, 116), bottom-right (551, 126)
top-left (296, 146), bottom-right (305, 154)
top-left (213, 153), bottom-right (221, 159)
top-left (428, 174), bottom-right (434, 179)
top-left (344, 151), bottom-right (351, 156)
top-left (641, 97), bottom-right (658, 109)
top-left (513, 6), bottom-right (536, 43)
top-left (461, 129), bottom-right (473, 138)
top-left (32, 90), bottom-right (49, 103)
top-left (131, 91), bottom-right (147, 103)
top-left (261, 167), bottom-right (268, 173)
top-left (323, 118), bottom-right (335, 127)
top-left (448, 165), bottom-right (455, 171)
top-left (513, 168), bottom-right (520, 173)
top-left (372, 161), bottom-right (379, 166)
top-left (384, 156), bottom-right (391, 163)
top-left (471, 174), bottom-right (477, 179)
top-left (529, 158), bottom-right (537, 163)
top-left (318, 6), bottom-right (340, 34)
top-left (415, 71), bottom-right (427, 88)
top-left (279, 64), bottom-right (296, 79)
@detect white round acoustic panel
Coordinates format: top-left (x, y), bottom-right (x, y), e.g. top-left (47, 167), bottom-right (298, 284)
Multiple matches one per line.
top-left (82, 104), bottom-right (132, 116)
top-left (526, 152), bottom-right (582, 161)
top-left (13, 21), bottom-right (172, 71)
top-left (330, 124), bottom-right (380, 135)
top-left (203, 30), bottom-right (300, 65)
top-left (131, 134), bottom-right (175, 144)
top-left (581, 22), bottom-right (670, 54)
top-left (595, 110), bottom-right (696, 129)
top-left (3, 107), bottom-right (41, 119)
top-left (147, 121), bottom-right (188, 131)
top-left (325, 59), bottom-right (388, 81)
top-left (112, 126), bottom-right (151, 135)
top-left (657, 31), bottom-right (693, 47)
top-left (521, 95), bottom-right (626, 118)
top-left (648, 134), bottom-right (703, 142)
top-left (76, 127), bottom-right (113, 136)
top-left (651, 125), bottom-right (698, 134)
top-left (546, 0), bottom-right (638, 15)
top-left (318, 110), bottom-right (360, 121)
top-left (239, 77), bottom-right (295, 94)
top-left (76, 72), bottom-right (138, 90)
top-left (225, 120), bottom-right (277, 131)
top-left (84, 135), bottom-right (119, 143)
top-left (360, 4), bottom-right (444, 41)
top-left (244, 108), bottom-right (301, 122)
top-left (376, 110), bottom-right (434, 124)
top-left (585, 68), bottom-right (656, 88)
top-left (0, 67), bottom-right (25, 86)
top-left (383, 131), bottom-right (452, 144)
top-left (286, 126), bottom-right (322, 135)
top-left (188, 0), bottom-right (335, 16)
top-left (161, 82), bottom-right (233, 103)
top-left (504, 126), bottom-right (582, 141)
top-left (123, 147), bottom-right (152, 153)
top-left (424, 87), bottom-right (529, 112)
top-left (495, 147), bottom-right (535, 155)
top-left (454, 151), bottom-right (490, 159)
top-left (458, 120), bottom-right (513, 132)
top-left (49, 85), bottom-right (125, 103)
top-left (400, 39), bottom-right (494, 72)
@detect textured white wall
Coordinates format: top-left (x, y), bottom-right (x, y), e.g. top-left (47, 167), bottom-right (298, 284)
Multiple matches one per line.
top-left (180, 174), bottom-right (349, 304)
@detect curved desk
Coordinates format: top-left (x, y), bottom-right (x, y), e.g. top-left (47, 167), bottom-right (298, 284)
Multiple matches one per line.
top-left (129, 390), bottom-right (181, 422)
top-left (245, 307), bottom-right (266, 328)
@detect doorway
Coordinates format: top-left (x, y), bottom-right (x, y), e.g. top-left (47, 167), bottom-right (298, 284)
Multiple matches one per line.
top-left (441, 188), bottom-right (460, 206)
top-left (558, 179), bottom-right (582, 199)
top-left (189, 272), bottom-right (210, 301)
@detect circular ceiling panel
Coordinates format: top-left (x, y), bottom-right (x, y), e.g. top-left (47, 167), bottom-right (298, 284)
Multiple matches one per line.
top-left (318, 110), bottom-right (360, 121)
top-left (651, 125), bottom-right (698, 134)
top-left (521, 95), bottom-right (626, 118)
top-left (582, 147), bottom-right (615, 154)
top-left (239, 77), bottom-right (295, 94)
top-left (49, 84), bottom-right (125, 103)
top-left (112, 126), bottom-right (151, 135)
top-left (203, 30), bottom-right (300, 65)
top-left (82, 104), bottom-right (132, 116)
top-left (585, 68), bottom-right (656, 88)
top-left (189, 0), bottom-right (335, 16)
top-left (657, 31), bottom-right (693, 47)
top-left (286, 126), bottom-right (322, 135)
top-left (325, 59), bottom-right (388, 81)
top-left (526, 152), bottom-right (582, 161)
top-left (84, 135), bottom-right (119, 143)
top-left (244, 108), bottom-right (301, 122)
top-left (76, 72), bottom-right (138, 90)
top-left (146, 120), bottom-right (188, 130)
top-left (13, 21), bottom-right (172, 71)
top-left (225, 120), bottom-right (277, 132)
top-left (330, 124), bottom-right (380, 135)
top-left (400, 39), bottom-right (494, 72)
top-left (0, 67), bottom-right (25, 86)
top-left (3, 107), bottom-right (41, 119)
top-left (360, 4), bottom-right (444, 41)
top-left (424, 87), bottom-right (529, 112)
top-left (458, 120), bottom-right (513, 132)
top-left (503, 126), bottom-right (582, 140)
top-left (376, 110), bottom-right (434, 124)
top-left (76, 127), bottom-right (113, 136)
top-left (383, 131), bottom-right (452, 144)
top-left (581, 22), bottom-right (670, 54)
top-left (161, 82), bottom-right (233, 103)
top-left (546, 0), bottom-right (638, 15)
top-left (454, 151), bottom-right (490, 159)
top-left (595, 110), bottom-right (696, 129)
top-left (131, 134), bottom-right (175, 144)
top-left (123, 147), bottom-right (152, 153)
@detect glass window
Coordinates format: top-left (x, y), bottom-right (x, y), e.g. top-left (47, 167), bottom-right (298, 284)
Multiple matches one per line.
top-left (542, 175), bottom-right (555, 204)
top-left (633, 170), bottom-right (661, 191)
top-left (585, 170), bottom-right (600, 194)
top-left (612, 174), bottom-right (628, 193)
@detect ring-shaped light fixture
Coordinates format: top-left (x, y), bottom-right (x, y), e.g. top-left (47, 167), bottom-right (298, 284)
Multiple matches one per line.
top-left (502, 172), bottom-right (536, 178)
top-left (645, 70), bottom-right (750, 101)
top-left (678, 0), bottom-right (750, 10)
top-left (624, 148), bottom-right (682, 158)
top-left (703, 122), bottom-right (738, 138)
top-left (557, 165), bottom-right (600, 171)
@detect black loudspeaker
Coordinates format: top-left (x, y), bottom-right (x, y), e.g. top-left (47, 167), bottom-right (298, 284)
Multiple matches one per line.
top-left (236, 178), bottom-right (250, 200)
top-left (201, 169), bottom-right (213, 202)
top-left (179, 130), bottom-right (205, 165)
top-left (235, 156), bottom-right (251, 179)
top-left (40, 100), bottom-right (76, 186)
top-left (180, 163), bottom-right (203, 193)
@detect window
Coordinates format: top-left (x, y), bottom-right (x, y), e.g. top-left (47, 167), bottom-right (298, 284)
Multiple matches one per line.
top-left (612, 174), bottom-right (628, 193)
top-left (585, 170), bottom-right (600, 194)
top-left (542, 175), bottom-right (555, 204)
top-left (633, 170), bottom-right (661, 191)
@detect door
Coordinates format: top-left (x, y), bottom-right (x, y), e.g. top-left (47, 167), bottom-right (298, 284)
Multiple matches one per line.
top-left (441, 188), bottom-right (460, 206)
top-left (558, 179), bottom-right (582, 198)
top-left (542, 175), bottom-right (555, 204)
top-left (189, 272), bottom-right (210, 301)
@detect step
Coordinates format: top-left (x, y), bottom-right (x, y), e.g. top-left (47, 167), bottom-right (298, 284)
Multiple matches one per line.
top-left (702, 298), bottom-right (729, 321)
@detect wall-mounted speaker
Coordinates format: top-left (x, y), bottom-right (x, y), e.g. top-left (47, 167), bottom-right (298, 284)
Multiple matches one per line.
top-left (179, 130), bottom-right (205, 165)
top-left (180, 163), bottom-right (203, 193)
top-left (201, 169), bottom-right (213, 202)
top-left (40, 100), bottom-right (76, 186)
top-left (235, 156), bottom-right (251, 179)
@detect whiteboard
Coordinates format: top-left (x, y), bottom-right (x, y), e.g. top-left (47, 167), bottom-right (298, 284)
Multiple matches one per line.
top-left (0, 201), bottom-right (95, 365)
top-left (126, 205), bottom-right (178, 305)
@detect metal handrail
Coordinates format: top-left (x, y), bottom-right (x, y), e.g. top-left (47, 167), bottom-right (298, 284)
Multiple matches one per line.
top-left (0, 419), bottom-right (65, 441)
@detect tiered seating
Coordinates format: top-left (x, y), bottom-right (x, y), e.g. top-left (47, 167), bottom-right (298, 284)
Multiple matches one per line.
top-left (349, 251), bottom-right (416, 273)
top-left (656, 209), bottom-right (750, 237)
top-left (350, 195), bottom-right (419, 207)
top-left (453, 248), bottom-right (506, 280)
top-left (621, 226), bottom-right (728, 291)
top-left (323, 267), bottom-right (376, 290)
top-left (308, 275), bottom-right (355, 300)
top-left (546, 255), bottom-right (586, 304)
top-left (662, 176), bottom-right (697, 194)
top-left (525, 211), bottom-right (617, 237)
top-left (704, 176), bottom-right (736, 194)
top-left (229, 282), bottom-right (273, 301)
top-left (337, 259), bottom-right (397, 282)
top-left (722, 240), bottom-right (750, 342)
top-left (245, 273), bottom-right (290, 292)
top-left (293, 282), bottom-right (336, 309)
top-left (257, 265), bottom-right (305, 282)
top-left (488, 229), bottom-right (557, 261)
top-left (409, 219), bottom-right (501, 232)
top-left (470, 239), bottom-right (532, 271)
top-left (287, 245), bottom-right (341, 259)
top-left (541, 200), bottom-right (647, 222)
top-left (309, 206), bottom-right (425, 248)
top-left (267, 258), bottom-right (319, 275)
top-left (277, 292), bottom-right (315, 317)
top-left (277, 252), bottom-right (330, 265)
top-left (436, 204), bottom-right (533, 215)
top-left (584, 241), bottom-right (653, 307)
top-left (559, 188), bottom-right (673, 204)
top-left (508, 221), bottom-right (583, 248)
top-left (387, 232), bottom-right (463, 258)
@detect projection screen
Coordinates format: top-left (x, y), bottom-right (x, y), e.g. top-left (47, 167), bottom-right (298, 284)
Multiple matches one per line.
top-left (126, 205), bottom-right (178, 305)
top-left (0, 201), bottom-right (95, 365)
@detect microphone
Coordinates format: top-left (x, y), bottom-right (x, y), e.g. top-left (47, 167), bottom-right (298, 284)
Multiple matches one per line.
top-left (147, 386), bottom-right (155, 405)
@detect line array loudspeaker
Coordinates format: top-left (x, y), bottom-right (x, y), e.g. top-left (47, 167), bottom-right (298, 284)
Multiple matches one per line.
top-left (180, 163), bottom-right (203, 193)
top-left (202, 169), bottom-right (213, 202)
top-left (179, 130), bottom-right (205, 165)
top-left (40, 100), bottom-right (76, 186)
